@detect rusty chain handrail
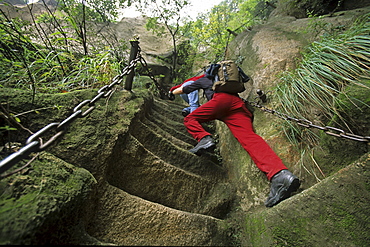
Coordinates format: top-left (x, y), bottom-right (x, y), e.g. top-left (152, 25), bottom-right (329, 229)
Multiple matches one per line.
top-left (0, 41), bottom-right (174, 175)
top-left (249, 96), bottom-right (370, 143)
top-left (138, 54), bottom-right (170, 98)
top-left (0, 56), bottom-right (142, 174)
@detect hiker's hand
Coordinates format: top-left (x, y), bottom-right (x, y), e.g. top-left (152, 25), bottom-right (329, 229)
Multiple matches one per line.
top-left (168, 91), bottom-right (175, 101)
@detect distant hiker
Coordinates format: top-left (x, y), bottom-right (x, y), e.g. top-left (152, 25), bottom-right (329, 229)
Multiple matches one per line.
top-left (169, 74), bottom-right (205, 117)
top-left (171, 60), bottom-right (300, 207)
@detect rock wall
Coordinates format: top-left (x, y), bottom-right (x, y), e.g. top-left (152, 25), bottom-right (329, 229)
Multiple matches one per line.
top-left (218, 6), bottom-right (370, 207)
top-left (0, 87), bottom-right (235, 245)
top-left (1, 2), bottom-right (370, 246)
top-left (216, 5), bottom-right (370, 245)
top-left (271, 0), bottom-right (370, 18)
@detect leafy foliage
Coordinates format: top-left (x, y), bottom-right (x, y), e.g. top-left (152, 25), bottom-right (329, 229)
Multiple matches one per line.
top-left (0, 0), bottom-right (130, 94)
top-left (0, 0), bottom-right (272, 90)
top-left (180, 0), bottom-right (271, 64)
top-left (134, 0), bottom-right (191, 81)
top-left (130, 0), bottom-right (270, 82)
top-left (275, 13), bottom-right (370, 146)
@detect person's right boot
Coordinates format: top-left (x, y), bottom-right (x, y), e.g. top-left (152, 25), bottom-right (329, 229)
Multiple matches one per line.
top-left (182, 109), bottom-right (190, 117)
top-left (189, 135), bottom-right (215, 155)
top-left (265, 169), bottom-right (300, 207)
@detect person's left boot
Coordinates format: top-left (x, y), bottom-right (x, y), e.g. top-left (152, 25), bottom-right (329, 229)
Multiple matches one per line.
top-left (265, 169), bottom-right (300, 207)
top-left (189, 135), bottom-right (215, 155)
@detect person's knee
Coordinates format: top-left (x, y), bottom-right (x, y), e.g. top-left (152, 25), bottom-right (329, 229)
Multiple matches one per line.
top-left (183, 114), bottom-right (195, 125)
top-left (183, 115), bottom-right (190, 124)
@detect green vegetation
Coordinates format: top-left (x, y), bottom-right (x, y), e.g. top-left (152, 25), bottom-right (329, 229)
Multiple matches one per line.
top-left (133, 0), bottom-right (275, 82)
top-left (0, 0), bottom-right (129, 95)
top-left (275, 13), bottom-right (370, 147)
top-left (0, 0), bottom-right (272, 90)
top-left (181, 0), bottom-right (270, 64)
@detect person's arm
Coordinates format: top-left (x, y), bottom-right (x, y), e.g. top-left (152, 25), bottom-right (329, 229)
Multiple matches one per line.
top-left (169, 84), bottom-right (182, 92)
top-left (172, 86), bottom-right (184, 95)
top-left (168, 85), bottom-right (183, 100)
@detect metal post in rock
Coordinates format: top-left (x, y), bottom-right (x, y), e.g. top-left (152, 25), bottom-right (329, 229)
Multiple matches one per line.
top-left (124, 38), bottom-right (140, 91)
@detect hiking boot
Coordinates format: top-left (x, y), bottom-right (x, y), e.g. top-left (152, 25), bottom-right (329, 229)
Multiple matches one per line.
top-left (189, 136), bottom-right (215, 155)
top-left (182, 109), bottom-right (190, 117)
top-left (265, 169), bottom-right (300, 207)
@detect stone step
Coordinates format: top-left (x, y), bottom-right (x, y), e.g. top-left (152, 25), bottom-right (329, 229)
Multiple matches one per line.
top-left (146, 110), bottom-right (196, 146)
top-left (105, 134), bottom-right (234, 218)
top-left (152, 98), bottom-right (187, 123)
top-left (141, 115), bottom-right (222, 164)
top-left (154, 97), bottom-right (187, 112)
top-left (146, 100), bottom-right (219, 148)
top-left (143, 110), bottom-right (197, 147)
top-left (141, 115), bottom-right (195, 150)
top-left (129, 119), bottom-right (222, 173)
top-left (87, 182), bottom-right (232, 246)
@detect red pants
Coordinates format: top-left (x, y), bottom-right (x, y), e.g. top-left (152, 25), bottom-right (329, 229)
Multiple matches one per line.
top-left (184, 92), bottom-right (287, 180)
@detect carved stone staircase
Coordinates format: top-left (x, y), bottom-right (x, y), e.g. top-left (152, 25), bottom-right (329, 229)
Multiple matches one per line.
top-left (85, 97), bottom-right (236, 246)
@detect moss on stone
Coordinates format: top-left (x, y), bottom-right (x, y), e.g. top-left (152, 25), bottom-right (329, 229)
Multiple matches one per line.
top-left (243, 153), bottom-right (370, 246)
top-left (0, 152), bottom-right (96, 244)
top-left (314, 80), bottom-right (370, 176)
top-left (0, 87), bottom-right (150, 244)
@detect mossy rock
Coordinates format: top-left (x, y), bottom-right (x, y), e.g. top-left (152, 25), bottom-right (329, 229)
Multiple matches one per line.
top-left (0, 152), bottom-right (96, 245)
top-left (314, 80), bottom-right (370, 177)
top-left (243, 152), bottom-right (370, 246)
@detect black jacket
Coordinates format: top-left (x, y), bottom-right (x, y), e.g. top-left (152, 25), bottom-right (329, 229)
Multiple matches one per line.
top-left (182, 77), bottom-right (214, 101)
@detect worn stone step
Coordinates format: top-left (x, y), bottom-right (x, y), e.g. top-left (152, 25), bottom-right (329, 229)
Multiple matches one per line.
top-left (87, 182), bottom-right (232, 246)
top-left (106, 132), bottom-right (226, 183)
top-left (143, 111), bottom-right (197, 147)
top-left (150, 99), bottom-right (218, 141)
top-left (141, 116), bottom-right (195, 150)
top-left (150, 104), bottom-right (187, 130)
top-left (105, 133), bottom-right (234, 218)
top-left (152, 98), bottom-right (188, 123)
top-left (130, 119), bottom-right (222, 171)
top-left (154, 97), bottom-right (187, 112)
top-left (146, 109), bottom-right (195, 145)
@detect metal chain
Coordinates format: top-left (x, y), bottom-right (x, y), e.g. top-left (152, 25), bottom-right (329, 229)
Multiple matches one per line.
top-left (0, 44), bottom-right (170, 174)
top-left (0, 56), bottom-right (141, 174)
top-left (138, 54), bottom-right (169, 98)
top-left (249, 99), bottom-right (370, 143)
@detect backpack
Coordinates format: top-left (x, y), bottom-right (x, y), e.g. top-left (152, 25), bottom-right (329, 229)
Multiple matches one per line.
top-left (206, 60), bottom-right (250, 94)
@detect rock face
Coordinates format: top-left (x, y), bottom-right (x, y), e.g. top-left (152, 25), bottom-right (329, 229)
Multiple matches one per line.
top-left (114, 17), bottom-right (174, 83)
top-left (0, 88), bottom-right (235, 245)
top-left (221, 7), bottom-right (370, 208)
top-left (271, 0), bottom-right (370, 18)
top-left (1, 2), bottom-right (370, 247)
top-left (216, 5), bottom-right (370, 245)
top-left (243, 153), bottom-right (370, 246)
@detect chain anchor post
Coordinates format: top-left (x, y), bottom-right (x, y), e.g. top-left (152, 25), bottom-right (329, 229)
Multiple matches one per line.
top-left (256, 89), bottom-right (268, 103)
top-left (124, 37), bottom-right (140, 91)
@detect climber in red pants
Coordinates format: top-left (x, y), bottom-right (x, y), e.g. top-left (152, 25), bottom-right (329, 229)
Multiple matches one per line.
top-left (171, 75), bottom-right (300, 207)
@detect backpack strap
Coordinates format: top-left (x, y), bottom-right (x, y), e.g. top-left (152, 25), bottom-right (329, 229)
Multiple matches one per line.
top-left (238, 67), bottom-right (250, 83)
top-left (205, 64), bottom-right (221, 80)
top-left (222, 64), bottom-right (229, 81)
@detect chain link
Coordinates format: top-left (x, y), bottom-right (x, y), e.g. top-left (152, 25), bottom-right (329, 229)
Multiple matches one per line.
top-left (138, 56), bottom-right (169, 98)
top-left (7, 46), bottom-right (365, 175)
top-left (0, 54), bottom-right (141, 174)
top-left (250, 100), bottom-right (370, 143)
top-left (0, 43), bottom-right (171, 174)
